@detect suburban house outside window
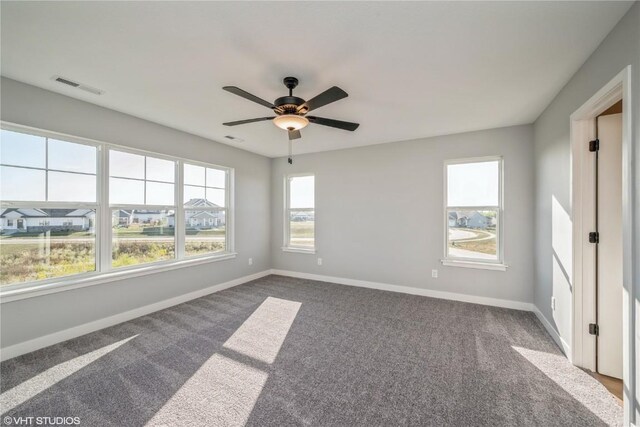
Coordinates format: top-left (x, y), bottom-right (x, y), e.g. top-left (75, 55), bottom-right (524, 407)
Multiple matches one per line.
top-left (1, 125), bottom-right (235, 292)
top-left (0, 129), bottom-right (98, 285)
top-left (284, 174), bottom-right (315, 252)
top-left (443, 157), bottom-right (505, 269)
top-left (183, 162), bottom-right (229, 257)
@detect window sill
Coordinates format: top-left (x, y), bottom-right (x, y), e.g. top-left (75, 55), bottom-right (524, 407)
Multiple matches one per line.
top-left (281, 247), bottom-right (316, 254)
top-left (440, 259), bottom-right (508, 271)
top-left (0, 252), bottom-right (237, 303)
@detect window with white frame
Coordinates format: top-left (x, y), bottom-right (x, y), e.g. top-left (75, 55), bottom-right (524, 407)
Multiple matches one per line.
top-left (0, 125), bottom-right (234, 290)
top-left (444, 157), bottom-right (502, 264)
top-left (0, 129), bottom-right (98, 285)
top-left (109, 149), bottom-right (176, 268)
top-left (285, 174), bottom-right (315, 250)
top-left (183, 162), bottom-right (229, 256)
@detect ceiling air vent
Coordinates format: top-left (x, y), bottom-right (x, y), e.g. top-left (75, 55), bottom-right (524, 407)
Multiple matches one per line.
top-left (224, 135), bottom-right (244, 142)
top-left (52, 76), bottom-right (104, 95)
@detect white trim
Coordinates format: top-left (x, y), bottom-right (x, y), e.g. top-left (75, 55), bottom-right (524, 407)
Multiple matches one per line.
top-left (0, 269), bottom-right (270, 361)
top-left (271, 269), bottom-right (532, 311)
top-left (532, 305), bottom-right (571, 357)
top-left (0, 253), bottom-right (237, 303)
top-left (281, 247), bottom-right (316, 254)
top-left (440, 259), bottom-right (508, 271)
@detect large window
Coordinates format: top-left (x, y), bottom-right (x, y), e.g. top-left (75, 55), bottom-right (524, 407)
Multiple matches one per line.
top-left (183, 163), bottom-right (228, 256)
top-left (284, 174), bottom-right (315, 251)
top-left (1, 129), bottom-right (98, 285)
top-left (1, 125), bottom-right (234, 290)
top-left (444, 157), bottom-right (503, 265)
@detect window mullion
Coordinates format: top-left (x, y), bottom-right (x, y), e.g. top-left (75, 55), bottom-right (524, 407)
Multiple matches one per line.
top-left (176, 161), bottom-right (185, 259)
top-left (99, 146), bottom-right (112, 273)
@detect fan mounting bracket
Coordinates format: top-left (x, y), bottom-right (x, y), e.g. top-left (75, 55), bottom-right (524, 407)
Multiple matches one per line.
top-left (283, 77), bottom-right (299, 90)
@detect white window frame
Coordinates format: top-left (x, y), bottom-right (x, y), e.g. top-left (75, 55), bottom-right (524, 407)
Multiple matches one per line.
top-left (0, 122), bottom-right (236, 302)
top-left (107, 146), bottom-right (178, 271)
top-left (182, 159), bottom-right (232, 259)
top-left (283, 173), bottom-right (315, 254)
top-left (441, 156), bottom-right (507, 271)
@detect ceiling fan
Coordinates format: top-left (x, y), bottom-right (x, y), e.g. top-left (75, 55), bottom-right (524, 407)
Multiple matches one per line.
top-left (222, 77), bottom-right (359, 142)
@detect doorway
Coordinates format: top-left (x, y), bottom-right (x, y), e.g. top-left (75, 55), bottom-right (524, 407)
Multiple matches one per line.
top-left (570, 66), bottom-right (632, 424)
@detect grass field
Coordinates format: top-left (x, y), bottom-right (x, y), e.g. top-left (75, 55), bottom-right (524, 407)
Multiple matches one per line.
top-left (290, 221), bottom-right (314, 247)
top-left (0, 226), bottom-right (227, 285)
top-left (448, 228), bottom-right (496, 255)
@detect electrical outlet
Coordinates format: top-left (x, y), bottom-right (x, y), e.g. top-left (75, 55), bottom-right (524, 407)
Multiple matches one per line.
top-left (431, 269), bottom-right (438, 278)
top-left (551, 296), bottom-right (556, 311)
top-left (317, 258), bottom-right (323, 266)
top-left (248, 258), bottom-right (253, 266)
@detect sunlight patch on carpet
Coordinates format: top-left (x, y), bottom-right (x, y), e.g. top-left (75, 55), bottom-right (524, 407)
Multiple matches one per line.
top-left (0, 335), bottom-right (138, 413)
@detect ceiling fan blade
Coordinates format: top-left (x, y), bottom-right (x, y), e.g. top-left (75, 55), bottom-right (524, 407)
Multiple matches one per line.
top-left (307, 116), bottom-right (359, 131)
top-left (223, 117), bottom-right (275, 126)
top-left (288, 129), bottom-right (302, 140)
top-left (302, 86), bottom-right (348, 112)
top-left (222, 86), bottom-right (275, 109)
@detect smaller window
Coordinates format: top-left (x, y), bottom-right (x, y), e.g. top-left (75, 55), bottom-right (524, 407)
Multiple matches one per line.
top-left (285, 175), bottom-right (315, 251)
top-left (7, 220), bottom-right (13, 226)
top-left (183, 163), bottom-right (229, 257)
top-left (444, 158), bottom-right (503, 266)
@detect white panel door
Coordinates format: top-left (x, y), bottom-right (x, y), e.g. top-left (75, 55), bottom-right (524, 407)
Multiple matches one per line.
top-left (596, 113), bottom-right (623, 379)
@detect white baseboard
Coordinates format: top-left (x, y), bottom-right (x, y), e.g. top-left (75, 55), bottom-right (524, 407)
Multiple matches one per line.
top-left (0, 270), bottom-right (271, 362)
top-left (270, 269), bottom-right (535, 311)
top-left (531, 305), bottom-right (571, 357)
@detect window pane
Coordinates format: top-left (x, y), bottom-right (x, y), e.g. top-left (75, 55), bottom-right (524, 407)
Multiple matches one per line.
top-left (146, 157), bottom-right (175, 183)
top-left (146, 181), bottom-right (174, 205)
top-left (184, 209), bottom-right (226, 256)
top-left (0, 130), bottom-right (46, 168)
top-left (48, 139), bottom-right (96, 174)
top-left (109, 150), bottom-right (145, 179)
top-left (447, 209), bottom-right (497, 260)
top-left (110, 178), bottom-right (144, 205)
top-left (290, 176), bottom-right (314, 208)
top-left (289, 210), bottom-right (314, 248)
top-left (184, 185), bottom-right (205, 204)
top-left (111, 209), bottom-right (175, 268)
top-left (0, 166), bottom-right (46, 201)
top-left (447, 161), bottom-right (499, 207)
top-left (206, 168), bottom-right (226, 188)
top-left (205, 188), bottom-right (225, 207)
top-left (184, 164), bottom-right (205, 186)
top-left (0, 208), bottom-right (96, 286)
top-left (48, 172), bottom-right (96, 202)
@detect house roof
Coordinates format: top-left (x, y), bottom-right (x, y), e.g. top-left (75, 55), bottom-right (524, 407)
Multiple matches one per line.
top-left (0, 208), bottom-right (94, 218)
top-left (185, 198), bottom-right (221, 209)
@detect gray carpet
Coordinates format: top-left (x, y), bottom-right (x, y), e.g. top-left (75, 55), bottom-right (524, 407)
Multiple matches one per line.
top-left (0, 275), bottom-right (622, 426)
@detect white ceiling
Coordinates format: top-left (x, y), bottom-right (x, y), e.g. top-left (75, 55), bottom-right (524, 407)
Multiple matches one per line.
top-left (0, 1), bottom-right (633, 157)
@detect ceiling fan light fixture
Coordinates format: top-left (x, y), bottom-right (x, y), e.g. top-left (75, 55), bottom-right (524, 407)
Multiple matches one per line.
top-left (273, 114), bottom-right (309, 131)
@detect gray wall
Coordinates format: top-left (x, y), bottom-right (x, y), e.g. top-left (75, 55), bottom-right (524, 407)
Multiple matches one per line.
top-left (532, 3), bottom-right (639, 422)
top-left (533, 2), bottom-right (639, 350)
top-left (271, 125), bottom-right (535, 304)
top-left (0, 78), bottom-right (272, 348)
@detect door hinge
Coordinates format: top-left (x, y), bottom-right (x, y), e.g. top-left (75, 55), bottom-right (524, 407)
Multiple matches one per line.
top-left (589, 139), bottom-right (599, 152)
top-left (589, 231), bottom-right (599, 243)
top-left (589, 323), bottom-right (599, 336)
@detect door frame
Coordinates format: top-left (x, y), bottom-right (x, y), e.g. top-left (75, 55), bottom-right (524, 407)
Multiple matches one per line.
top-left (570, 65), bottom-right (633, 423)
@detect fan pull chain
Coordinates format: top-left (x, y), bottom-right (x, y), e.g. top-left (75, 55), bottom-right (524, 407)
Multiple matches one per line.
top-left (288, 139), bottom-right (293, 164)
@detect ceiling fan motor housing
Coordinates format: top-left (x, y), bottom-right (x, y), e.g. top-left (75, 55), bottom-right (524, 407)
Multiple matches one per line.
top-left (274, 96), bottom-right (307, 114)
